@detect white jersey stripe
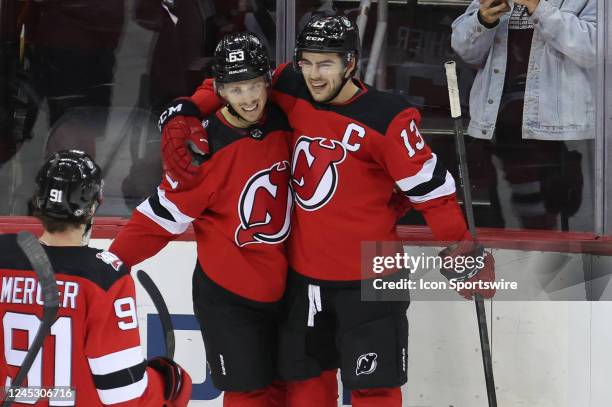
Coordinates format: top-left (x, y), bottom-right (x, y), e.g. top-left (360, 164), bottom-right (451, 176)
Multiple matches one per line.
top-left (97, 372), bottom-right (148, 404)
top-left (407, 171), bottom-right (456, 203)
top-left (157, 187), bottom-right (195, 224)
top-left (395, 153), bottom-right (437, 192)
top-left (136, 187), bottom-right (193, 235)
top-left (88, 346), bottom-right (145, 375)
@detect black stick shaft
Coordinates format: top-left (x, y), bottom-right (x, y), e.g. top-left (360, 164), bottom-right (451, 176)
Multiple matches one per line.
top-left (445, 61), bottom-right (497, 407)
top-left (4, 233), bottom-right (59, 407)
top-left (453, 119), bottom-right (476, 235)
top-left (137, 270), bottom-right (175, 359)
top-left (476, 295), bottom-right (497, 407)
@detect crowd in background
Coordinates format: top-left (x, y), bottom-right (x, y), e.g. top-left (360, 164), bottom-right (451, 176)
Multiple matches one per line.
top-left (0, 0), bottom-right (598, 232)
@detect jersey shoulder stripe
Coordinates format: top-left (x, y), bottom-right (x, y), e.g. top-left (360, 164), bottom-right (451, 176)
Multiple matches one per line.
top-left (327, 86), bottom-right (411, 135)
top-left (0, 234), bottom-right (129, 291)
top-left (273, 70), bottom-right (412, 136)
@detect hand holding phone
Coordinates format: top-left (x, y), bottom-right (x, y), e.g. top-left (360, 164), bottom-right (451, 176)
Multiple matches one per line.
top-left (479, 0), bottom-right (511, 25)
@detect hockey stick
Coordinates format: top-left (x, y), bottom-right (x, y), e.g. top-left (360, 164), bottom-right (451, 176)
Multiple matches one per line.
top-left (444, 61), bottom-right (497, 407)
top-left (2, 232), bottom-right (59, 407)
top-left (136, 270), bottom-right (175, 359)
top-left (364, 0), bottom-right (387, 86)
top-left (356, 0), bottom-right (371, 46)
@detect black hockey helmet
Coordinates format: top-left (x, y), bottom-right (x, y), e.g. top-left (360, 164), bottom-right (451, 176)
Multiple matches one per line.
top-left (213, 32), bottom-right (271, 84)
top-left (32, 150), bottom-right (103, 222)
top-left (294, 15), bottom-right (360, 72)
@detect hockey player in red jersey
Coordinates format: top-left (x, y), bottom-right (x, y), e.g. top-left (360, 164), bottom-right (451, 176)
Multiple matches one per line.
top-left (110, 33), bottom-right (292, 407)
top-left (0, 150), bottom-right (192, 406)
top-left (157, 16), bottom-right (496, 407)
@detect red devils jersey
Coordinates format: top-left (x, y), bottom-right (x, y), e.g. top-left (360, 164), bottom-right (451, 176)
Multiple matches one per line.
top-left (191, 64), bottom-right (468, 283)
top-left (0, 234), bottom-right (169, 406)
top-left (111, 104), bottom-right (293, 302)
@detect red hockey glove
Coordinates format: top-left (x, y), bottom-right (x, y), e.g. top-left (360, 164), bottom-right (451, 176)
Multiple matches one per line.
top-left (159, 98), bottom-right (210, 189)
top-left (147, 357), bottom-right (192, 407)
top-left (439, 240), bottom-right (496, 300)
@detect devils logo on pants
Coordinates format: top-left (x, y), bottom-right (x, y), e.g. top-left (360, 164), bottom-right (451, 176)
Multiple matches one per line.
top-left (356, 353), bottom-right (378, 376)
top-left (291, 136), bottom-right (347, 211)
top-left (235, 161), bottom-right (293, 247)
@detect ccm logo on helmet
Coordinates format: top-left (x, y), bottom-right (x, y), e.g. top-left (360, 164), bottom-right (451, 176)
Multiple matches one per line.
top-left (291, 136), bottom-right (347, 211)
top-left (235, 161), bottom-right (293, 247)
top-left (305, 36), bottom-right (325, 42)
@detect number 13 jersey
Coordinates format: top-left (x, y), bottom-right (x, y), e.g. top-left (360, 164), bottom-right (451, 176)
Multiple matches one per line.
top-left (271, 63), bottom-right (469, 283)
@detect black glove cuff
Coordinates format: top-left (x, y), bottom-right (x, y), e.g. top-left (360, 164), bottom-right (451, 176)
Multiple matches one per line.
top-left (158, 98), bottom-right (202, 131)
top-left (439, 243), bottom-right (485, 282)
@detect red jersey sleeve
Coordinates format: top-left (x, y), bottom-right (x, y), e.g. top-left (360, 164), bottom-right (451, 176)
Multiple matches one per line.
top-left (191, 78), bottom-right (223, 116)
top-left (110, 167), bottom-right (214, 267)
top-left (369, 108), bottom-right (468, 241)
top-left (84, 274), bottom-right (167, 406)
top-left (271, 62), bottom-right (292, 87)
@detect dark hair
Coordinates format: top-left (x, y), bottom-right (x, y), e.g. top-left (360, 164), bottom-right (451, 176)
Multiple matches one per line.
top-left (33, 210), bottom-right (86, 234)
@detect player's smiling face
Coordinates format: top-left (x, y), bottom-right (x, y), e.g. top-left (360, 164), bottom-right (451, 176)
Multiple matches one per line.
top-left (219, 76), bottom-right (268, 123)
top-left (298, 52), bottom-right (350, 103)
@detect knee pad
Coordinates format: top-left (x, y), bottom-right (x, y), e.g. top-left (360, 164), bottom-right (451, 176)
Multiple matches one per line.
top-left (340, 314), bottom-right (408, 389)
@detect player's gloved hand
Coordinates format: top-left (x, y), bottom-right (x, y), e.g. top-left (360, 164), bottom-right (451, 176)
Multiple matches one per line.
top-left (159, 98), bottom-right (210, 189)
top-left (438, 240), bottom-right (496, 300)
top-left (147, 356), bottom-right (193, 407)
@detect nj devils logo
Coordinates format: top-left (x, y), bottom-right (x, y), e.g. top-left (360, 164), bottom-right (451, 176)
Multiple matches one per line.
top-left (291, 136), bottom-right (347, 211)
top-left (235, 161), bottom-right (293, 247)
top-left (356, 353), bottom-right (378, 376)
